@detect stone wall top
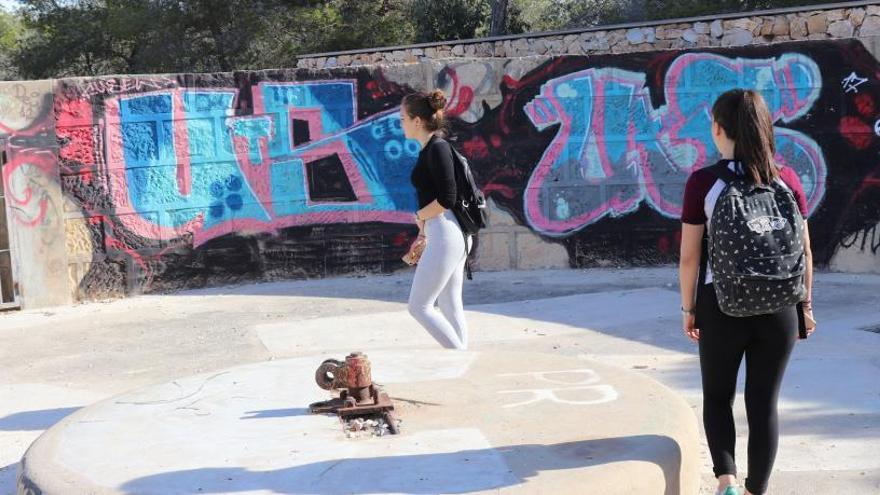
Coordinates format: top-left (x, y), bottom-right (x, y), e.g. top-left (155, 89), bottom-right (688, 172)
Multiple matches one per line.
top-left (296, 1), bottom-right (880, 70)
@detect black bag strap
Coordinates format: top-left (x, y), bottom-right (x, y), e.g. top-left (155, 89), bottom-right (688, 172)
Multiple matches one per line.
top-left (462, 230), bottom-right (473, 280)
top-left (698, 231), bottom-right (709, 286)
top-left (448, 144), bottom-right (475, 280)
top-left (699, 161), bottom-right (740, 288)
top-left (449, 147), bottom-right (466, 202)
top-left (708, 160), bottom-right (739, 183)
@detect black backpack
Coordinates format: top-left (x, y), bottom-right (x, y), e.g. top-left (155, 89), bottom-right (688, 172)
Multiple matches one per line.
top-left (449, 145), bottom-right (487, 279)
top-left (706, 163), bottom-right (806, 317)
top-left (449, 147), bottom-right (487, 236)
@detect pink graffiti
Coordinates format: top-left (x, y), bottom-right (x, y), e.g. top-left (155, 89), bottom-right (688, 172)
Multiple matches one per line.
top-left (2, 149), bottom-right (56, 227)
top-left (523, 52), bottom-right (826, 236)
top-left (91, 83), bottom-right (416, 248)
top-left (102, 91), bottom-right (205, 243)
top-left (56, 96), bottom-right (98, 169)
top-left (441, 67), bottom-right (475, 119)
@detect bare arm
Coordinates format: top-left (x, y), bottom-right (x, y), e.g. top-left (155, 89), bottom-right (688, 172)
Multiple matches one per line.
top-left (679, 223), bottom-right (704, 342)
top-left (803, 222), bottom-right (813, 303)
top-left (802, 222), bottom-right (817, 334)
top-left (417, 200), bottom-right (447, 222)
top-left (679, 223), bottom-right (704, 310)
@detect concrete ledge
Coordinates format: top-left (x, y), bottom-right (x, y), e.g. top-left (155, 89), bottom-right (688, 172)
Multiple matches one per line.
top-left (18, 350), bottom-right (699, 494)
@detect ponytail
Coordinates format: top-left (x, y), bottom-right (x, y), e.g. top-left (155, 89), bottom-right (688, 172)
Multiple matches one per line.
top-left (402, 89), bottom-right (447, 132)
top-left (712, 89), bottom-right (779, 184)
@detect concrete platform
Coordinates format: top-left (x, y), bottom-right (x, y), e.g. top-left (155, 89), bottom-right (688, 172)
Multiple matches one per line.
top-left (17, 350), bottom-right (698, 494)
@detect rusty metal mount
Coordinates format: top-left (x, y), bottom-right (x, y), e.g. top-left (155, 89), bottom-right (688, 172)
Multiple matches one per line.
top-left (308, 352), bottom-right (400, 434)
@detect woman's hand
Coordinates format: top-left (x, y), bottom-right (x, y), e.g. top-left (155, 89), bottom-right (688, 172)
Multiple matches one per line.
top-left (803, 304), bottom-right (817, 337)
top-left (415, 212), bottom-right (426, 235)
top-left (402, 235), bottom-right (427, 266)
top-left (683, 313), bottom-right (699, 342)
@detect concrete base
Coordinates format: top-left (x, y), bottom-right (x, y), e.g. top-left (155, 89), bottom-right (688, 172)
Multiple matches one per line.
top-left (18, 350), bottom-right (698, 494)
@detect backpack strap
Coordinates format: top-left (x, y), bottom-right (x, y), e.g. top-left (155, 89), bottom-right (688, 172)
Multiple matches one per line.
top-left (707, 161), bottom-right (739, 183)
top-left (462, 231), bottom-right (473, 280)
top-left (698, 231), bottom-right (709, 286)
top-left (449, 145), bottom-right (475, 280)
top-left (699, 161), bottom-right (734, 286)
top-left (772, 176), bottom-right (797, 199)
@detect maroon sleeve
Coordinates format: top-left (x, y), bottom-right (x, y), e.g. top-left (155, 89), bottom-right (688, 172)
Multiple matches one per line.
top-left (681, 169), bottom-right (715, 225)
top-left (778, 167), bottom-right (809, 217)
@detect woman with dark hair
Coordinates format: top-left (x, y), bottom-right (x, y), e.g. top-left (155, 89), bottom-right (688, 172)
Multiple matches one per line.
top-left (679, 89), bottom-right (817, 495)
top-left (401, 89), bottom-right (470, 350)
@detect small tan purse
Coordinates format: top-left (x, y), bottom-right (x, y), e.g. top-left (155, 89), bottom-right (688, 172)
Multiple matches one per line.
top-left (402, 237), bottom-right (426, 266)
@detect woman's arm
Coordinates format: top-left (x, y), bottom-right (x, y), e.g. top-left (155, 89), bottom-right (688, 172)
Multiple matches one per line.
top-left (803, 222), bottom-right (813, 303)
top-left (802, 222), bottom-right (816, 334)
top-left (679, 223), bottom-right (704, 342)
top-left (416, 200), bottom-right (447, 223)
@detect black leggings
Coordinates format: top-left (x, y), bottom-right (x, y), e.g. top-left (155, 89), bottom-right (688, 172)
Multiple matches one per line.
top-left (696, 283), bottom-right (797, 495)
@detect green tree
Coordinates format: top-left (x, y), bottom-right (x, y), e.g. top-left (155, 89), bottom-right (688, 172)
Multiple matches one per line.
top-left (179, 0), bottom-right (277, 72)
top-left (16, 0), bottom-right (119, 78)
top-left (514, 0), bottom-right (839, 31)
top-left (637, 1), bottom-right (839, 23)
top-left (12, 0), bottom-right (419, 76)
top-left (0, 6), bottom-right (26, 80)
top-left (14, 0), bottom-right (295, 78)
top-left (502, 1), bottom-right (528, 36)
top-left (410, 0), bottom-right (489, 43)
top-left (300, 0), bottom-right (415, 54)
top-left (485, 0), bottom-right (527, 37)
top-left (9, 0), bottom-right (842, 79)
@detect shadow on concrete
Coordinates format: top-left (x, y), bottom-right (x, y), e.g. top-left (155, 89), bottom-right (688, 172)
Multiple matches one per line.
top-left (240, 408), bottom-right (311, 420)
top-left (0, 463), bottom-right (19, 494)
top-left (0, 407), bottom-right (80, 431)
top-left (119, 435), bottom-right (683, 495)
top-left (776, 412), bottom-right (880, 439)
top-left (173, 268), bottom-right (676, 307)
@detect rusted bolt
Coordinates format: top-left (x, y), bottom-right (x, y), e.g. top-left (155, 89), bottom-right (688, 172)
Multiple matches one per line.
top-left (315, 359), bottom-right (344, 390)
top-left (345, 352), bottom-right (372, 389)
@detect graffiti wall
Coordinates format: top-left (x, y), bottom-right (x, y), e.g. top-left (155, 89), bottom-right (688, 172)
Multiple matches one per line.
top-left (453, 39), bottom-right (880, 267)
top-left (3, 38), bottom-right (880, 304)
top-left (54, 71), bottom-right (424, 298)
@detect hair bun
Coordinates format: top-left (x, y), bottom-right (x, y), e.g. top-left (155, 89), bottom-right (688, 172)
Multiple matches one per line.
top-left (427, 90), bottom-right (447, 112)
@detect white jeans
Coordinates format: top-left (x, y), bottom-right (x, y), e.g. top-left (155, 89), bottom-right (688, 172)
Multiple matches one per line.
top-left (408, 209), bottom-right (471, 350)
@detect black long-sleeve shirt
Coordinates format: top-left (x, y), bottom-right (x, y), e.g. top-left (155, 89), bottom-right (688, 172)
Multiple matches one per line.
top-left (410, 135), bottom-right (457, 209)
